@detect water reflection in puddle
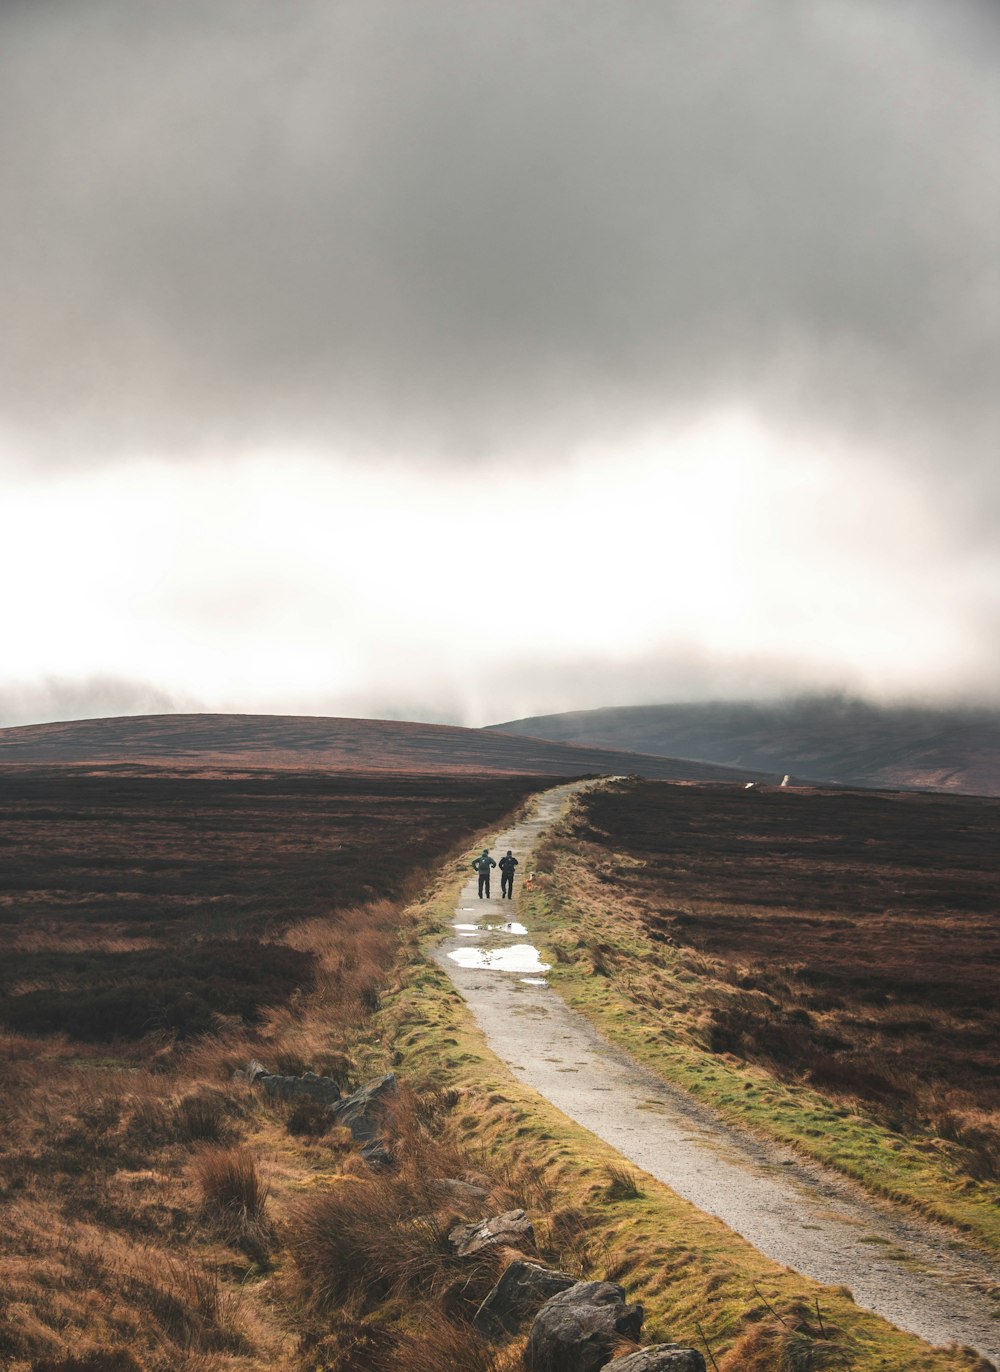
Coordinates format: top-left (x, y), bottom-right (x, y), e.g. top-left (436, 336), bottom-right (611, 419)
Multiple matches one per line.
top-left (520, 977), bottom-right (548, 986)
top-left (448, 944), bottom-right (552, 974)
top-left (453, 923), bottom-right (479, 932)
top-left (484, 921), bottom-right (528, 935)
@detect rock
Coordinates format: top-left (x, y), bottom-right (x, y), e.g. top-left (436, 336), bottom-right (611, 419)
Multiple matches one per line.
top-left (525, 1280), bottom-right (644, 1372)
top-left (327, 1072), bottom-right (397, 1145)
top-left (473, 1259), bottom-right (578, 1337)
top-left (449, 1208), bottom-right (535, 1258)
top-left (258, 1070), bottom-right (342, 1105)
top-left (232, 1058), bottom-right (270, 1085)
top-left (359, 1137), bottom-right (394, 1167)
top-left (428, 1177), bottom-right (490, 1209)
top-left (608, 1346), bottom-right (706, 1372)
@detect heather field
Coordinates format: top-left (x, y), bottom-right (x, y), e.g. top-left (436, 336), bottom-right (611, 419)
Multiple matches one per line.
top-left (550, 779), bottom-right (1000, 1183)
top-left (0, 767), bottom-right (544, 1044)
top-left (0, 766), bottom-right (549, 1371)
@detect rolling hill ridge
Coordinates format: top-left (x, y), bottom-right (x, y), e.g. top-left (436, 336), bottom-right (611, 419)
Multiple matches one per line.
top-left (0, 712), bottom-right (765, 782)
top-left (490, 698), bottom-right (1000, 795)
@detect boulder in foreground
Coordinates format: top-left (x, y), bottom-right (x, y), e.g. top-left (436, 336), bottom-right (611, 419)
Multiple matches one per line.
top-left (525, 1279), bottom-right (644, 1372)
top-left (473, 1258), bottom-right (577, 1337)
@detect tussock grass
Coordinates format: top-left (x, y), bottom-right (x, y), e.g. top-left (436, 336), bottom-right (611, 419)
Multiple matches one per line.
top-left (193, 1145), bottom-right (269, 1221)
top-left (602, 1163), bottom-right (644, 1201)
top-left (286, 1085), bottom-right (513, 1316)
top-left (387, 1309), bottom-right (526, 1371)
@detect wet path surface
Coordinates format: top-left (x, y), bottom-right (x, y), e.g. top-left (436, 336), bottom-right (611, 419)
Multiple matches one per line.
top-left (435, 782), bottom-right (1000, 1366)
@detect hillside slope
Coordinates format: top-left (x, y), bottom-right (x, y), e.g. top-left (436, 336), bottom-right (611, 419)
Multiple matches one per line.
top-left (0, 712), bottom-right (763, 782)
top-left (490, 699), bottom-right (1000, 794)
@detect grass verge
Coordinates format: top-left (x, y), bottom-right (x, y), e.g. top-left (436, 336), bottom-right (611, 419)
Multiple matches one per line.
top-left (373, 843), bottom-right (994, 1371)
top-left (512, 799), bottom-right (1000, 1256)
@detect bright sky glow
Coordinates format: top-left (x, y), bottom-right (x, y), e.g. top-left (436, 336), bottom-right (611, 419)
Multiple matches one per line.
top-left (2, 414), bottom-right (992, 726)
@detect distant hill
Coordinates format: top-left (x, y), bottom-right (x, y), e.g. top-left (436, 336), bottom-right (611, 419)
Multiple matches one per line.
top-left (0, 713), bottom-right (764, 783)
top-left (489, 700), bottom-right (1000, 795)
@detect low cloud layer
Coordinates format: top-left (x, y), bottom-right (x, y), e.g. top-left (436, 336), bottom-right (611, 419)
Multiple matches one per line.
top-left (1, 2), bottom-right (997, 725)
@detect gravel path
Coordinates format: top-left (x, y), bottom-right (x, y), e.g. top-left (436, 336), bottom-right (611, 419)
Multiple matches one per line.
top-left (435, 781), bottom-right (999, 1366)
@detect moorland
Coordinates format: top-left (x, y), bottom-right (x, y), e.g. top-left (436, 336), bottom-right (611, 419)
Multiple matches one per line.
top-left (525, 778), bottom-right (1000, 1226)
top-left (0, 765), bottom-right (554, 1370)
top-left (1, 750), bottom-right (995, 1372)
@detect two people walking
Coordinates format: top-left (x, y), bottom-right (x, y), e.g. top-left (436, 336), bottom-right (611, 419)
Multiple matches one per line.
top-left (473, 847), bottom-right (519, 899)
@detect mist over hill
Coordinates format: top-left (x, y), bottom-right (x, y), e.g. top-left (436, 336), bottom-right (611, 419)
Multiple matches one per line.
top-left (0, 713), bottom-right (763, 783)
top-left (489, 699), bottom-right (1000, 795)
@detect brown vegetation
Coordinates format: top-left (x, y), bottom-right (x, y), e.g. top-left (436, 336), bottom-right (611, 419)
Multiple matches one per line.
top-left (0, 767), bottom-right (541, 1043)
top-left (0, 765), bottom-right (546, 1371)
top-left (564, 779), bottom-right (1000, 1177)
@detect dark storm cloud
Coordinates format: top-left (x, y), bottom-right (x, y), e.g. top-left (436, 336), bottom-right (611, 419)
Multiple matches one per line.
top-left (1, 0), bottom-right (997, 482)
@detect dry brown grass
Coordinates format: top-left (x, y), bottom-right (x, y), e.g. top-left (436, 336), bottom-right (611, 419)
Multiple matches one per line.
top-left (0, 769), bottom-right (550, 1371)
top-left (192, 1144), bottom-right (272, 1257)
top-left (386, 1309), bottom-right (527, 1371)
top-left (286, 1085), bottom-right (512, 1317)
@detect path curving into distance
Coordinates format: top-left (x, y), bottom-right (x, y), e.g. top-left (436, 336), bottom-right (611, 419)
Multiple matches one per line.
top-left (434, 781), bottom-right (999, 1367)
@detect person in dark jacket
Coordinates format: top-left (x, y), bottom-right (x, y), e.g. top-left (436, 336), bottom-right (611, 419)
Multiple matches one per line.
top-left (473, 848), bottom-right (496, 898)
top-left (499, 849), bottom-right (519, 899)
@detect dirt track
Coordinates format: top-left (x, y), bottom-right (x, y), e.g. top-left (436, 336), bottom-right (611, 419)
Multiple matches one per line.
top-left (435, 782), bottom-right (1000, 1367)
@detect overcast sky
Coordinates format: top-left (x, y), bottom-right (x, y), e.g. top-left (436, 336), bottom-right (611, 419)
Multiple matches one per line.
top-left (1, 0), bottom-right (998, 728)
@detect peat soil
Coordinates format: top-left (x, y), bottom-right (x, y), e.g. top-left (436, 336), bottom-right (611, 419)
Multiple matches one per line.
top-left (436, 782), bottom-right (1000, 1367)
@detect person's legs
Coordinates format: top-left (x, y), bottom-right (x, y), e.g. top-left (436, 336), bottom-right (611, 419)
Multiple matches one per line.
top-left (500, 873), bottom-right (510, 898)
top-left (506, 876), bottom-right (514, 899)
top-left (478, 872), bottom-right (486, 898)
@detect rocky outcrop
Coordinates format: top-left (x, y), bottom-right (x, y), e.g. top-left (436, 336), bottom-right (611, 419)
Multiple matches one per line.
top-left (473, 1259), bottom-right (577, 1337)
top-left (608, 1346), bottom-right (706, 1372)
top-left (449, 1208), bottom-right (535, 1258)
top-left (525, 1280), bottom-right (644, 1372)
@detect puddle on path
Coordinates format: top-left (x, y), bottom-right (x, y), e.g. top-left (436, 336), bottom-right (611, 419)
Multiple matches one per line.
top-left (436, 779), bottom-right (1000, 1367)
top-left (447, 944), bottom-right (552, 974)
